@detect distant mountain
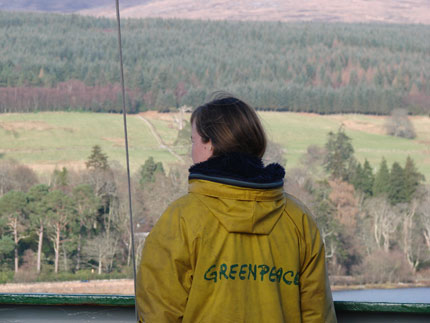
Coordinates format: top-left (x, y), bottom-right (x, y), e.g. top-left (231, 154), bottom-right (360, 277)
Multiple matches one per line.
top-left (0, 0), bottom-right (429, 24)
top-left (0, 0), bottom-right (146, 13)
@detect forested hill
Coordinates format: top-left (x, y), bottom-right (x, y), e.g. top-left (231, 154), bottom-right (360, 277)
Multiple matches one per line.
top-left (1, 0), bottom-right (430, 25)
top-left (0, 0), bottom-right (144, 13)
top-left (0, 11), bottom-right (429, 114)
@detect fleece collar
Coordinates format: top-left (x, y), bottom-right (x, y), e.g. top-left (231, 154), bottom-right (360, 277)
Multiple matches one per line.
top-left (188, 152), bottom-right (285, 189)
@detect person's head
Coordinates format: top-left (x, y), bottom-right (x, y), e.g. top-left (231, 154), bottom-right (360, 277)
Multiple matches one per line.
top-left (190, 93), bottom-right (267, 164)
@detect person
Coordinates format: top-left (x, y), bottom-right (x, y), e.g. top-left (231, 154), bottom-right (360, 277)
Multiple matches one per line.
top-left (136, 93), bottom-right (337, 322)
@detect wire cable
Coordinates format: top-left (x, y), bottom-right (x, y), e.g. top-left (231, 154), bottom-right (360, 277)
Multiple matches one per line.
top-left (114, 0), bottom-right (139, 321)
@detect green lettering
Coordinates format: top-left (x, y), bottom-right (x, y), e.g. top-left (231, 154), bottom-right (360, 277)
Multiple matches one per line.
top-left (204, 264), bottom-right (217, 283)
top-left (220, 263), bottom-right (229, 280)
top-left (276, 268), bottom-right (283, 283)
top-left (283, 271), bottom-right (293, 285)
top-left (229, 264), bottom-right (238, 280)
top-left (258, 265), bottom-right (270, 281)
top-left (248, 264), bottom-right (257, 280)
top-left (269, 266), bottom-right (277, 282)
top-left (239, 264), bottom-right (247, 280)
top-left (294, 272), bottom-right (300, 286)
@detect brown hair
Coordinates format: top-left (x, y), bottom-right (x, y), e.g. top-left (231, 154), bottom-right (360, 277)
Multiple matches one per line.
top-left (191, 93), bottom-right (267, 158)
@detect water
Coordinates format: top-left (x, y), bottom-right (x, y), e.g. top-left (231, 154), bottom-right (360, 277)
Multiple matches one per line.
top-left (333, 287), bottom-right (430, 303)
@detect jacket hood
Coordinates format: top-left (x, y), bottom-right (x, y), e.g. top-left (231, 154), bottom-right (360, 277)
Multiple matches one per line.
top-left (189, 152), bottom-right (285, 189)
top-left (188, 153), bottom-right (286, 234)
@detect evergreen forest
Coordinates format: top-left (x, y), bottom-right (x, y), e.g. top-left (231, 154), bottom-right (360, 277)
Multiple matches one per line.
top-left (0, 11), bottom-right (429, 114)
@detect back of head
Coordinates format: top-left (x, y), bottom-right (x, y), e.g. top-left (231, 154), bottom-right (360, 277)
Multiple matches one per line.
top-left (191, 93), bottom-right (267, 158)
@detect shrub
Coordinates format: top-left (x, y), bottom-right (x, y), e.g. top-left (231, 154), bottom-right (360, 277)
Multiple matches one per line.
top-left (36, 269), bottom-right (130, 283)
top-left (353, 249), bottom-right (413, 284)
top-left (417, 268), bottom-right (430, 281)
top-left (0, 269), bottom-right (14, 284)
top-left (14, 249), bottom-right (37, 283)
top-left (385, 109), bottom-right (416, 139)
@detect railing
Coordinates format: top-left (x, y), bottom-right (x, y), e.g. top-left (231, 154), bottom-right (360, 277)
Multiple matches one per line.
top-left (1, 293), bottom-right (430, 322)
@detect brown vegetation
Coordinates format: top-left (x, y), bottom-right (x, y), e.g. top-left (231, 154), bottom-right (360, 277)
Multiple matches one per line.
top-left (0, 121), bottom-right (54, 132)
top-left (0, 279), bottom-right (134, 295)
top-left (81, 0), bottom-right (430, 25)
top-left (329, 115), bottom-right (386, 135)
top-left (0, 80), bottom-right (141, 114)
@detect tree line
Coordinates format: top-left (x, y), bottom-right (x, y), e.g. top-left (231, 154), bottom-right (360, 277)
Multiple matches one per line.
top-left (0, 11), bottom-right (429, 114)
top-left (0, 145), bottom-right (188, 282)
top-left (0, 128), bottom-right (429, 285)
top-left (287, 128), bottom-right (429, 284)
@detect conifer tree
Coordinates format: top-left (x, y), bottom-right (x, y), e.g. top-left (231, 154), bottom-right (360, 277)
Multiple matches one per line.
top-left (86, 145), bottom-right (109, 170)
top-left (388, 162), bottom-right (406, 204)
top-left (72, 184), bottom-right (100, 271)
top-left (351, 159), bottom-right (374, 197)
top-left (51, 167), bottom-right (69, 192)
top-left (323, 127), bottom-right (355, 181)
top-left (45, 190), bottom-right (76, 273)
top-left (373, 158), bottom-right (390, 196)
top-left (0, 191), bottom-right (28, 272)
top-left (351, 162), bottom-right (364, 191)
top-left (27, 184), bottom-right (50, 273)
top-left (403, 156), bottom-right (425, 202)
top-left (0, 235), bottom-right (14, 263)
top-left (139, 157), bottom-right (165, 187)
top-left (361, 159), bottom-right (374, 197)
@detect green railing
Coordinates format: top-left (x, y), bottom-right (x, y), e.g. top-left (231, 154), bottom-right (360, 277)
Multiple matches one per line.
top-left (335, 301), bottom-right (430, 314)
top-left (1, 293), bottom-right (430, 323)
top-left (0, 293), bottom-right (135, 307)
top-left (1, 293), bottom-right (430, 313)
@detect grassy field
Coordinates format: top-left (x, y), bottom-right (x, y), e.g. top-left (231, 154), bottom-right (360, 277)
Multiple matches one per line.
top-left (0, 111), bottom-right (181, 174)
top-left (0, 111), bottom-right (429, 181)
top-left (261, 113), bottom-right (430, 179)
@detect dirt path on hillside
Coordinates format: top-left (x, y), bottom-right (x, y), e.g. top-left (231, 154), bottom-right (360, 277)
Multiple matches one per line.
top-left (137, 115), bottom-right (184, 163)
top-left (0, 279), bottom-right (134, 295)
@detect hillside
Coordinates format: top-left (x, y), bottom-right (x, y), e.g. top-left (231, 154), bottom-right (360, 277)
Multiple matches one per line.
top-left (1, 111), bottom-right (429, 287)
top-left (81, 0), bottom-right (430, 25)
top-left (1, 0), bottom-right (429, 24)
top-left (1, 12), bottom-right (429, 115)
top-left (1, 112), bottom-right (429, 181)
top-left (0, 0), bottom-right (144, 13)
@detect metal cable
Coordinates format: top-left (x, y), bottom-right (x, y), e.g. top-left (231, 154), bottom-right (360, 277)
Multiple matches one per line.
top-left (115, 0), bottom-right (139, 321)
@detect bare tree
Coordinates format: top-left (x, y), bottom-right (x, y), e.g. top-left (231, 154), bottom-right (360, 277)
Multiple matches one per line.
top-left (385, 108), bottom-right (416, 139)
top-left (420, 188), bottom-right (430, 255)
top-left (401, 199), bottom-right (422, 272)
top-left (114, 165), bottom-right (146, 268)
top-left (284, 167), bottom-right (313, 207)
top-left (301, 144), bottom-right (326, 171)
top-left (45, 190), bottom-right (75, 273)
top-left (27, 185), bottom-right (50, 273)
top-left (72, 184), bottom-right (100, 271)
top-left (329, 180), bottom-right (359, 231)
top-left (0, 160), bottom-right (38, 196)
top-left (174, 82), bottom-right (187, 130)
top-left (83, 233), bottom-right (118, 274)
top-left (0, 191), bottom-right (28, 272)
top-left (263, 140), bottom-right (287, 167)
top-left (141, 163), bottom-right (189, 223)
top-left (366, 197), bottom-right (401, 252)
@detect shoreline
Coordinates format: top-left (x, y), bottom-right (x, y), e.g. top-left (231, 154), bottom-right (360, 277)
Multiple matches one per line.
top-left (331, 281), bottom-right (430, 291)
top-left (1, 279), bottom-right (430, 294)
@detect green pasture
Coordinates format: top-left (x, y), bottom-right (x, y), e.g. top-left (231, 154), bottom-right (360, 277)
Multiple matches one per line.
top-left (260, 112), bottom-right (430, 180)
top-left (0, 112), bottom-right (179, 173)
top-left (0, 112), bottom-right (429, 181)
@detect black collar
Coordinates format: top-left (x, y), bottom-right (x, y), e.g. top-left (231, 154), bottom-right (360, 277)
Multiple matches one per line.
top-left (189, 153), bottom-right (285, 189)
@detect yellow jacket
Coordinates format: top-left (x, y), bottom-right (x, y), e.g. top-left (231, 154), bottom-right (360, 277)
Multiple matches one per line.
top-left (137, 179), bottom-right (337, 323)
